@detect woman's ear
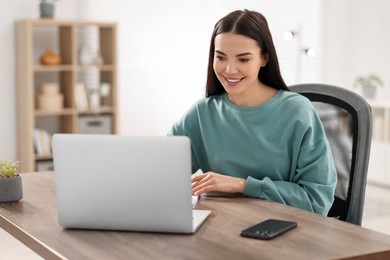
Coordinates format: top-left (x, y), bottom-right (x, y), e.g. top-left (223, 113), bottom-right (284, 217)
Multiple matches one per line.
top-left (261, 53), bottom-right (269, 67)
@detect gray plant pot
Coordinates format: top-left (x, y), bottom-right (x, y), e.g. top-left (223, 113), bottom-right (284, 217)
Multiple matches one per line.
top-left (0, 175), bottom-right (23, 204)
top-left (40, 2), bottom-right (55, 18)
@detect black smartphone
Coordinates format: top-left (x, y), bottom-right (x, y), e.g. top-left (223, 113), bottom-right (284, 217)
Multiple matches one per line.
top-left (240, 219), bottom-right (297, 240)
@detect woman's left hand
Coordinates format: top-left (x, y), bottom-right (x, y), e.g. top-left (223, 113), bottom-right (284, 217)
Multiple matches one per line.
top-left (191, 172), bottom-right (246, 196)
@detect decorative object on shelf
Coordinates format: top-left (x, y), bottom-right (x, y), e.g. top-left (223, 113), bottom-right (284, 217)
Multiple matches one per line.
top-left (87, 86), bottom-right (100, 109)
top-left (79, 45), bottom-right (104, 65)
top-left (36, 160), bottom-right (54, 171)
top-left (39, 0), bottom-right (60, 19)
top-left (79, 46), bottom-right (94, 65)
top-left (40, 48), bottom-right (62, 65)
top-left (353, 74), bottom-right (384, 99)
top-left (79, 115), bottom-right (112, 134)
top-left (34, 128), bottom-right (52, 155)
top-left (36, 83), bottom-right (64, 110)
top-left (100, 82), bottom-right (111, 106)
top-left (93, 49), bottom-right (104, 65)
top-left (74, 82), bottom-right (89, 110)
top-left (0, 160), bottom-right (23, 204)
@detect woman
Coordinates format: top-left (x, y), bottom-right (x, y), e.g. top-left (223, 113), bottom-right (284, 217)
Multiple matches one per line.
top-left (168, 9), bottom-right (336, 215)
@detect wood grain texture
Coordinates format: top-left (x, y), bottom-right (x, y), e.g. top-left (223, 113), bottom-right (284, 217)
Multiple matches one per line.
top-left (1, 172), bottom-right (390, 260)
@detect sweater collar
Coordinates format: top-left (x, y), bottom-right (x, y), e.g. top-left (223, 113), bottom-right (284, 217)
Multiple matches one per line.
top-left (222, 90), bottom-right (283, 112)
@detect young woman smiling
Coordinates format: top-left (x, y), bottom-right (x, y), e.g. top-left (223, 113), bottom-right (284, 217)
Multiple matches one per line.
top-left (168, 9), bottom-right (337, 216)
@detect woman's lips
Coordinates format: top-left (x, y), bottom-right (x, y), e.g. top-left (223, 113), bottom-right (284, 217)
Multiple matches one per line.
top-left (224, 76), bottom-right (243, 87)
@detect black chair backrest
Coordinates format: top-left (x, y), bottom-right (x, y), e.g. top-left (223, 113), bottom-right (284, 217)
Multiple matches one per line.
top-left (290, 84), bottom-right (372, 225)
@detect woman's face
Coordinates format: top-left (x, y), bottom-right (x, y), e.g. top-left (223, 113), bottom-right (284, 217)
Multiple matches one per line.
top-left (213, 32), bottom-right (267, 101)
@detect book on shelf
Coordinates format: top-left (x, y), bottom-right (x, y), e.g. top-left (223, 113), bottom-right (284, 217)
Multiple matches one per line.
top-left (33, 128), bottom-right (52, 156)
top-left (74, 82), bottom-right (89, 110)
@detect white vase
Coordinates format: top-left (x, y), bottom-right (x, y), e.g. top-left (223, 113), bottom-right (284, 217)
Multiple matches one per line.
top-left (89, 92), bottom-right (100, 109)
top-left (79, 46), bottom-right (94, 65)
top-left (362, 85), bottom-right (376, 99)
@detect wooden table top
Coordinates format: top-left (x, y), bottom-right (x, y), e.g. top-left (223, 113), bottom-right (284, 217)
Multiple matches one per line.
top-left (1, 172), bottom-right (390, 260)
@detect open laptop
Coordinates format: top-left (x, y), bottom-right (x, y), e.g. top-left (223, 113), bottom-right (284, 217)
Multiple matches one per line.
top-left (52, 134), bottom-right (210, 233)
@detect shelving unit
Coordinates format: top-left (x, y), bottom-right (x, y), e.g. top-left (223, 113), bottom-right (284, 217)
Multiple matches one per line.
top-left (366, 99), bottom-right (390, 186)
top-left (15, 19), bottom-right (117, 172)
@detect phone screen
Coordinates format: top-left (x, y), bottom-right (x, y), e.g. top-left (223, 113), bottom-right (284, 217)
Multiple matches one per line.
top-left (240, 219), bottom-right (297, 240)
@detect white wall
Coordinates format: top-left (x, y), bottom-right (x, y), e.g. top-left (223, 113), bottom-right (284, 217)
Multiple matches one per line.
top-left (321, 0), bottom-right (390, 98)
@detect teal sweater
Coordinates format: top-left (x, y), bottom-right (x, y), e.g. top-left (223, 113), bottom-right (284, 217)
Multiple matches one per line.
top-left (168, 90), bottom-right (337, 215)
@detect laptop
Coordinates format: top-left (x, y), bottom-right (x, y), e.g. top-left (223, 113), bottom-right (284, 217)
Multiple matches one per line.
top-left (52, 134), bottom-right (211, 233)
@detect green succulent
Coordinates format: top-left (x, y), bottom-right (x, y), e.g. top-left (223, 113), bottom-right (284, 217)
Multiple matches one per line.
top-left (0, 160), bottom-right (20, 178)
top-left (353, 74), bottom-right (384, 89)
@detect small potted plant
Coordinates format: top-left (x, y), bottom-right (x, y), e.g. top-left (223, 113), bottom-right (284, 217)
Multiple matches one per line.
top-left (353, 74), bottom-right (384, 99)
top-left (0, 160), bottom-right (23, 204)
top-left (39, 0), bottom-right (60, 19)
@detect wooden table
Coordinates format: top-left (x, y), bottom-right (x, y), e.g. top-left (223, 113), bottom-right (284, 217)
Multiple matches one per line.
top-left (1, 172), bottom-right (390, 260)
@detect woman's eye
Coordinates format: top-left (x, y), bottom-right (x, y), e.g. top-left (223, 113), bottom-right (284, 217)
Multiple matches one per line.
top-left (215, 55), bottom-right (226, 61)
top-left (239, 58), bottom-right (250, 63)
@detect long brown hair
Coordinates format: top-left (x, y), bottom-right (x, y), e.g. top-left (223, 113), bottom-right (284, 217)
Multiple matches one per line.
top-left (206, 9), bottom-right (289, 97)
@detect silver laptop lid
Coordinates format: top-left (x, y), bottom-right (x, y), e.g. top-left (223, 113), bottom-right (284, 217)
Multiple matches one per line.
top-left (52, 134), bottom-right (193, 233)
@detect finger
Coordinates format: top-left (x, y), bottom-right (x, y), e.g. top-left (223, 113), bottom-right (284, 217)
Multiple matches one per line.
top-left (193, 184), bottom-right (214, 196)
top-left (192, 179), bottom-right (215, 195)
top-left (191, 173), bottom-right (207, 182)
top-left (192, 172), bottom-right (219, 192)
top-left (191, 174), bottom-right (210, 189)
top-left (191, 178), bottom-right (204, 190)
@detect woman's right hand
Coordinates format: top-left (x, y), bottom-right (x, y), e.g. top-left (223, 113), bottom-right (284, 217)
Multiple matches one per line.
top-left (191, 172), bottom-right (246, 196)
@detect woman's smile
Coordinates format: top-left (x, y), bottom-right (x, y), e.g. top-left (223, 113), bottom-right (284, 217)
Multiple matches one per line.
top-left (223, 76), bottom-right (244, 87)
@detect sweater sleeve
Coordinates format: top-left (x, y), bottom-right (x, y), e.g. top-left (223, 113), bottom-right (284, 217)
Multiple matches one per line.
top-left (244, 138), bottom-right (336, 215)
top-left (243, 123), bottom-right (337, 216)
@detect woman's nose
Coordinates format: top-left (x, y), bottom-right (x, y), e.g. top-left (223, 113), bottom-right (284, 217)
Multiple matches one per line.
top-left (225, 61), bottom-right (238, 74)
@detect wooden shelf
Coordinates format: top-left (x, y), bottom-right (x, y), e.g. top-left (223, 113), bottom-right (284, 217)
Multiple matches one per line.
top-left (77, 65), bottom-right (116, 71)
top-left (15, 20), bottom-right (117, 172)
top-left (35, 154), bottom-right (53, 161)
top-left (77, 107), bottom-right (116, 114)
top-left (35, 108), bottom-right (75, 116)
top-left (34, 65), bottom-right (74, 72)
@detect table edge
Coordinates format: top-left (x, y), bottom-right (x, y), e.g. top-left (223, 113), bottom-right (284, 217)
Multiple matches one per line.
top-left (0, 214), bottom-right (65, 259)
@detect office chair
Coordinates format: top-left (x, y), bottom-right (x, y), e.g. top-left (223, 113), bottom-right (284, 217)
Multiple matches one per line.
top-left (290, 83), bottom-right (372, 226)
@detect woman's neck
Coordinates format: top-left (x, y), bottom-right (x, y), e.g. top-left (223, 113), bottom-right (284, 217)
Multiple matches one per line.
top-left (227, 83), bottom-right (278, 107)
